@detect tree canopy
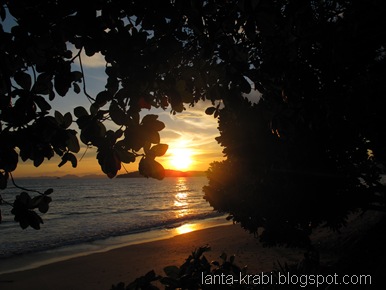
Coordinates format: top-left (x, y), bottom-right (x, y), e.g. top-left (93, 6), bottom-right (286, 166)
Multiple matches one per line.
top-left (1, 0), bottom-right (386, 244)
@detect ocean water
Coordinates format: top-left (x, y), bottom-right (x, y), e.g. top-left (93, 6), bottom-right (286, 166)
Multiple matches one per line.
top-left (0, 176), bottom-right (226, 273)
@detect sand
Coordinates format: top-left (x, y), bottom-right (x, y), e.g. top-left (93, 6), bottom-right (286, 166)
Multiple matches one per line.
top-left (0, 224), bottom-right (308, 290)
top-left (0, 211), bottom-right (384, 290)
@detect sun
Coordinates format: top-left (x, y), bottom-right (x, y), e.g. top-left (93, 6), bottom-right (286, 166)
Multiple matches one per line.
top-left (169, 148), bottom-right (193, 171)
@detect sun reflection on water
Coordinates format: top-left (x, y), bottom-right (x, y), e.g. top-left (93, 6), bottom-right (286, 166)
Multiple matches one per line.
top-left (174, 178), bottom-right (190, 218)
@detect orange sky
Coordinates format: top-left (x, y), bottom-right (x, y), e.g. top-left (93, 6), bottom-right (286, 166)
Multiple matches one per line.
top-left (10, 51), bottom-right (229, 178)
top-left (13, 101), bottom-right (225, 178)
top-left (4, 23), bottom-right (262, 179)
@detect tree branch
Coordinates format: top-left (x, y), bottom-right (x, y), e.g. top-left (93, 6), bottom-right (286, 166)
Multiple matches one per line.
top-left (9, 172), bottom-right (44, 195)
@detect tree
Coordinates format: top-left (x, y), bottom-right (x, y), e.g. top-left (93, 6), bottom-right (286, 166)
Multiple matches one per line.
top-left (203, 0), bottom-right (386, 245)
top-left (1, 0), bottom-right (386, 245)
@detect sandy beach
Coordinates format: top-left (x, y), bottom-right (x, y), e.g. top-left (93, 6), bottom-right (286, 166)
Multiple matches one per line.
top-left (0, 224), bottom-right (307, 290)
top-left (0, 211), bottom-right (384, 290)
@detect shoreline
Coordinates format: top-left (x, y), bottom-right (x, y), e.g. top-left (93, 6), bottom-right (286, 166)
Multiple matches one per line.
top-left (0, 223), bottom-right (305, 290)
top-left (1, 211), bottom-right (384, 290)
top-left (0, 215), bottom-right (230, 275)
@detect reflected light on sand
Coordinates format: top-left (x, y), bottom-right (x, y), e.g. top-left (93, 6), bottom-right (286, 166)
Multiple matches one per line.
top-left (175, 223), bottom-right (197, 235)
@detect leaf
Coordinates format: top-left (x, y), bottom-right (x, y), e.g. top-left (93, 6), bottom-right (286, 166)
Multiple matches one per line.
top-left (80, 121), bottom-right (106, 144)
top-left (34, 95), bottom-right (52, 112)
top-left (49, 91), bottom-right (55, 101)
top-left (139, 158), bottom-right (165, 180)
top-left (90, 103), bottom-right (99, 116)
top-left (44, 188), bottom-right (54, 195)
top-left (14, 71), bottom-right (32, 90)
top-left (139, 157), bottom-right (150, 178)
top-left (58, 152), bottom-right (77, 167)
top-left (38, 202), bottom-right (49, 214)
top-left (143, 141), bottom-right (151, 155)
top-left (144, 270), bottom-right (158, 281)
top-left (95, 91), bottom-right (111, 107)
top-left (171, 102), bottom-right (184, 113)
top-left (38, 196), bottom-right (51, 214)
top-left (67, 152), bottom-right (78, 168)
top-left (123, 125), bottom-right (146, 151)
top-left (29, 196), bottom-right (42, 209)
top-left (71, 71), bottom-right (83, 82)
top-left (33, 154), bottom-right (44, 167)
top-left (0, 171), bottom-right (9, 190)
top-left (97, 149), bottom-right (121, 178)
top-left (54, 74), bottom-right (70, 96)
top-left (66, 131), bottom-right (80, 153)
top-left (163, 266), bottom-right (179, 279)
top-left (239, 77), bottom-right (251, 94)
top-left (146, 130), bottom-right (160, 144)
top-left (55, 111), bottom-right (64, 124)
top-left (27, 211), bottom-right (43, 230)
top-left (63, 112), bottom-right (73, 128)
top-left (73, 83), bottom-right (81, 94)
top-left (0, 5), bottom-right (6, 21)
top-left (32, 73), bottom-right (52, 95)
top-left (141, 114), bottom-right (159, 124)
top-left (0, 148), bottom-right (18, 172)
top-left (144, 120), bottom-right (165, 132)
top-left (19, 216), bottom-right (30, 229)
top-left (115, 149), bottom-right (136, 163)
top-left (74, 106), bottom-right (88, 118)
top-left (76, 115), bottom-right (92, 130)
top-left (58, 155), bottom-right (68, 167)
top-left (18, 192), bottom-right (31, 205)
top-left (205, 107), bottom-right (216, 115)
top-left (150, 144), bottom-right (168, 157)
top-left (109, 101), bottom-right (127, 125)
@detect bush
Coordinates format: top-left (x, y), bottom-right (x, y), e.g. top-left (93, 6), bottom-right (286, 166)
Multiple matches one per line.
top-left (111, 246), bottom-right (323, 290)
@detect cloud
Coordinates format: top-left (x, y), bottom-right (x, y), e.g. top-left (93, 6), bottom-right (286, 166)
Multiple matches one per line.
top-left (79, 51), bottom-right (106, 68)
top-left (70, 45), bottom-right (106, 68)
top-left (152, 103), bottom-right (224, 171)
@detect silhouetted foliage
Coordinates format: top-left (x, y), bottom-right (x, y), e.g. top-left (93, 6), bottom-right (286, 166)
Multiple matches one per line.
top-left (1, 0), bottom-right (386, 246)
top-left (203, 0), bottom-right (386, 245)
top-left (111, 246), bottom-right (323, 290)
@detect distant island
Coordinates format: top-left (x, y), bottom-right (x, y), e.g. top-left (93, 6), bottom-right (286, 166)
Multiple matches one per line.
top-left (19, 174), bottom-right (106, 179)
top-left (116, 169), bottom-right (206, 178)
top-left (19, 170), bottom-right (206, 179)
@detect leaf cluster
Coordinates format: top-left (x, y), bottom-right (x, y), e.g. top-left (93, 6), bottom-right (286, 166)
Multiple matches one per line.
top-left (111, 246), bottom-right (324, 290)
top-left (9, 187), bottom-right (53, 230)
top-left (111, 246), bottom-right (249, 290)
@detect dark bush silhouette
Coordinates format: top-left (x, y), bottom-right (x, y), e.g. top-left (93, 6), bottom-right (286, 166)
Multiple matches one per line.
top-left (203, 0), bottom-right (386, 245)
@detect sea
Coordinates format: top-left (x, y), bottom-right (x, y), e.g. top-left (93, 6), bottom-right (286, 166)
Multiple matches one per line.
top-left (0, 176), bottom-right (229, 274)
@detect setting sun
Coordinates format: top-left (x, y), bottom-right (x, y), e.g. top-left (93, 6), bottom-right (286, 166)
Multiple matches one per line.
top-left (169, 148), bottom-right (193, 170)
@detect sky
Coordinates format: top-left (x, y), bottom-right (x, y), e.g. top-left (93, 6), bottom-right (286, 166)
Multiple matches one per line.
top-left (13, 51), bottom-right (226, 178)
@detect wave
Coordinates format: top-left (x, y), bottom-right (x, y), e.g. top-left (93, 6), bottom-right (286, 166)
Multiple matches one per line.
top-left (0, 211), bottom-right (223, 259)
top-left (0, 176), bottom-right (215, 260)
